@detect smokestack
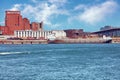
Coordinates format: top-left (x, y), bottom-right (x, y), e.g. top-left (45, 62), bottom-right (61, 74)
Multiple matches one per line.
top-left (40, 21), bottom-right (43, 31)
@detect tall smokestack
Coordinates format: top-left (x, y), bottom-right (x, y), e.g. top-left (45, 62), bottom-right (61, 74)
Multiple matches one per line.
top-left (40, 21), bottom-right (43, 31)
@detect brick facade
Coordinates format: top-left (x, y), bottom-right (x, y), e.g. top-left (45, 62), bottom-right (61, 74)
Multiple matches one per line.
top-left (0, 11), bottom-right (43, 35)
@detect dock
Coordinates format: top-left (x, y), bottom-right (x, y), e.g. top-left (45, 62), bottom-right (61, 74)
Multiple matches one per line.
top-left (0, 40), bottom-right (48, 44)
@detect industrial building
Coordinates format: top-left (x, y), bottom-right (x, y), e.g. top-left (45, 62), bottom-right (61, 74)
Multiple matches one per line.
top-left (14, 30), bottom-right (66, 39)
top-left (64, 29), bottom-right (93, 38)
top-left (92, 27), bottom-right (120, 37)
top-left (0, 11), bottom-right (66, 40)
top-left (0, 11), bottom-right (43, 35)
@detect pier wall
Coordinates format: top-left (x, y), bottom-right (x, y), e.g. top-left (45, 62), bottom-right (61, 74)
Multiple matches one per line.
top-left (0, 40), bottom-right (47, 44)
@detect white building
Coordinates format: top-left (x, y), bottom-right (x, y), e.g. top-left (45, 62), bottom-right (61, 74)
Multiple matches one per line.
top-left (14, 30), bottom-right (66, 39)
top-left (51, 30), bottom-right (66, 39)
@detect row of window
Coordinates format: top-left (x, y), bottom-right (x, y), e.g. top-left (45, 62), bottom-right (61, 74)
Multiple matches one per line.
top-left (14, 31), bottom-right (52, 39)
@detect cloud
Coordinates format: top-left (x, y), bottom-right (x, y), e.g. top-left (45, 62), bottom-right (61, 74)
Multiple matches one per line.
top-left (74, 0), bottom-right (118, 24)
top-left (10, 4), bottom-right (22, 11)
top-left (9, 0), bottom-right (68, 28)
top-left (48, 23), bottom-right (62, 29)
top-left (48, 0), bottom-right (67, 4)
top-left (74, 4), bottom-right (86, 10)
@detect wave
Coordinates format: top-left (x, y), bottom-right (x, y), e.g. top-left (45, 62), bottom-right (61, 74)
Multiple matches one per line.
top-left (0, 50), bottom-right (53, 55)
top-left (0, 51), bottom-right (30, 55)
top-left (0, 48), bottom-right (76, 55)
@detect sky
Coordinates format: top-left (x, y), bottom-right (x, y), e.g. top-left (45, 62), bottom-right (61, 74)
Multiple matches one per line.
top-left (0, 0), bottom-right (120, 32)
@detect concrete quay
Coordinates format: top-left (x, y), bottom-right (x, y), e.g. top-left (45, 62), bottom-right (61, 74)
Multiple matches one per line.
top-left (0, 40), bottom-right (48, 44)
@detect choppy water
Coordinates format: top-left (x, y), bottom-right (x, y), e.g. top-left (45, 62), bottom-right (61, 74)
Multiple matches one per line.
top-left (0, 44), bottom-right (120, 80)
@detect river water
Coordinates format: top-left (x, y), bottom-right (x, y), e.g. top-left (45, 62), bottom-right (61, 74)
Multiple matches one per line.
top-left (0, 44), bottom-right (120, 80)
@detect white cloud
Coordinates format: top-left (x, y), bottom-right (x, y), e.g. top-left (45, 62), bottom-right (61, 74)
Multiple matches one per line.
top-left (22, 3), bottom-right (68, 24)
top-left (10, 4), bottom-right (22, 11)
top-left (9, 0), bottom-right (68, 28)
top-left (48, 0), bottom-right (67, 4)
top-left (48, 23), bottom-right (62, 29)
top-left (74, 4), bottom-right (86, 10)
top-left (74, 0), bottom-right (118, 24)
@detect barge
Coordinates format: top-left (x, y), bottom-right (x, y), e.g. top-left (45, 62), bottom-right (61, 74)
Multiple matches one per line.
top-left (48, 35), bottom-right (112, 44)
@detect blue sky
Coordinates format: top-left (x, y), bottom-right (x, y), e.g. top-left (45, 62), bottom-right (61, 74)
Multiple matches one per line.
top-left (0, 0), bottom-right (120, 32)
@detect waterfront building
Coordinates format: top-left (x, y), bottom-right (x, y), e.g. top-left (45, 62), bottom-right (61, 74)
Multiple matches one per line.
top-left (31, 22), bottom-right (43, 31)
top-left (51, 30), bottom-right (66, 38)
top-left (64, 29), bottom-right (91, 38)
top-left (92, 28), bottom-right (120, 37)
top-left (0, 26), bottom-right (8, 35)
top-left (5, 11), bottom-right (25, 35)
top-left (0, 10), bottom-right (66, 40)
top-left (0, 11), bottom-right (43, 35)
top-left (14, 30), bottom-right (66, 39)
top-left (23, 18), bottom-right (31, 30)
top-left (14, 30), bottom-right (52, 39)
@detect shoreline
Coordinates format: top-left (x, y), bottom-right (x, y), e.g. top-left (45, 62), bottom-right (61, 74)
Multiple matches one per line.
top-left (0, 39), bottom-right (111, 45)
top-left (0, 37), bottom-right (119, 44)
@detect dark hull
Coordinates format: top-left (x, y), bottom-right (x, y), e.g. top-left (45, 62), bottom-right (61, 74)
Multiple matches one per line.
top-left (48, 38), bottom-right (112, 44)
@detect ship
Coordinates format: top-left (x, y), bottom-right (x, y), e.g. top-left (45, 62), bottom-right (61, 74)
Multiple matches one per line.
top-left (47, 34), bottom-right (112, 44)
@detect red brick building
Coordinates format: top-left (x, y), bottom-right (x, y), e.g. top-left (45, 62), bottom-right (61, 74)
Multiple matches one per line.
top-left (31, 22), bottom-right (43, 31)
top-left (0, 26), bottom-right (8, 35)
top-left (5, 11), bottom-right (24, 35)
top-left (31, 22), bottom-right (39, 31)
top-left (0, 11), bottom-right (43, 35)
top-left (23, 18), bottom-right (30, 30)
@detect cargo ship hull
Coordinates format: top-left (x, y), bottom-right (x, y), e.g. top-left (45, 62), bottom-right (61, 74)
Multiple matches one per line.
top-left (48, 38), bottom-right (112, 44)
